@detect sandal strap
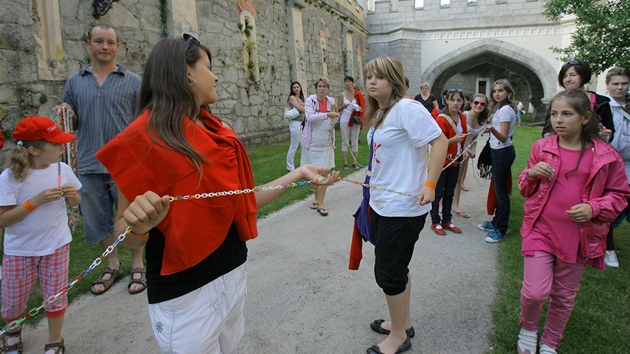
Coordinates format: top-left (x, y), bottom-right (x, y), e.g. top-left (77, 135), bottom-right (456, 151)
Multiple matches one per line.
top-left (44, 338), bottom-right (65, 354)
top-left (4, 334), bottom-right (23, 353)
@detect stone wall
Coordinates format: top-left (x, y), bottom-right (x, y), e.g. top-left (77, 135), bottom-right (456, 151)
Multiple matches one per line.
top-left (0, 0), bottom-right (368, 151)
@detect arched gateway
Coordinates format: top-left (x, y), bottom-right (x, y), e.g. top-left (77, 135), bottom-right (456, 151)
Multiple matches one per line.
top-left (367, 0), bottom-right (577, 121)
top-left (423, 39), bottom-right (556, 121)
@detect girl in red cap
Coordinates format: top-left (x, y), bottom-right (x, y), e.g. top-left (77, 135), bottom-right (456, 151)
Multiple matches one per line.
top-left (0, 116), bottom-right (82, 354)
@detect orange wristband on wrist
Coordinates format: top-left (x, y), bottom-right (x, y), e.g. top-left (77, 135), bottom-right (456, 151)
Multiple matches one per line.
top-left (23, 200), bottom-right (36, 211)
top-left (424, 181), bottom-right (436, 189)
top-left (129, 230), bottom-right (148, 238)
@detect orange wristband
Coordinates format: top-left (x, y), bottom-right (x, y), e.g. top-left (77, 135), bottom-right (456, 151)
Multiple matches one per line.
top-left (23, 200), bottom-right (36, 211)
top-left (424, 181), bottom-right (436, 189)
top-left (129, 230), bottom-right (148, 238)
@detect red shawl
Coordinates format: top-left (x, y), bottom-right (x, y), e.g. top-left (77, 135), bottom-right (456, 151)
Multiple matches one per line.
top-left (347, 90), bottom-right (366, 127)
top-left (96, 109), bottom-right (258, 275)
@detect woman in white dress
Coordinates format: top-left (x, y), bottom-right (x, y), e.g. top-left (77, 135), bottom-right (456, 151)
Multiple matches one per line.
top-left (301, 77), bottom-right (340, 216)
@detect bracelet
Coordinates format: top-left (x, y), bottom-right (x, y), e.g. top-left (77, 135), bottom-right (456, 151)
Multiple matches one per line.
top-left (129, 229), bottom-right (148, 238)
top-left (424, 181), bottom-right (436, 189)
top-left (23, 200), bottom-right (36, 211)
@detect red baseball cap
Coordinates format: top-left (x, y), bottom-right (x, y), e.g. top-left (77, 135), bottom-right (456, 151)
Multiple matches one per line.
top-left (13, 116), bottom-right (75, 144)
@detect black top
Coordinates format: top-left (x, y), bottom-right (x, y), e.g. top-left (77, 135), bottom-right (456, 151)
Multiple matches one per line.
top-left (146, 224), bottom-right (247, 304)
top-left (414, 93), bottom-right (437, 113)
top-left (542, 91), bottom-right (614, 139)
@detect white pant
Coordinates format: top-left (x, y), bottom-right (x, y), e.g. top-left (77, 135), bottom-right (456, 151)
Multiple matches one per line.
top-left (148, 264), bottom-right (247, 354)
top-left (286, 120), bottom-right (302, 170)
top-left (340, 122), bottom-right (360, 153)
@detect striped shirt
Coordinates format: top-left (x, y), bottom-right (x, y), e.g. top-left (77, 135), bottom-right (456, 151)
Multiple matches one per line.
top-left (63, 64), bottom-right (141, 174)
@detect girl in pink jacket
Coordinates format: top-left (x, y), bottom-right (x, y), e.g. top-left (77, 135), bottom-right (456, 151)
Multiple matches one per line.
top-left (516, 89), bottom-right (630, 354)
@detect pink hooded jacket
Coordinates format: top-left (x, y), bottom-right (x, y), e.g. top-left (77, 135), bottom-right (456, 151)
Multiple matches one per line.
top-left (518, 136), bottom-right (630, 262)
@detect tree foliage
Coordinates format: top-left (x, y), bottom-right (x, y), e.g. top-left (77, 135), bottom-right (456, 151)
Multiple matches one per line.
top-left (544, 0), bottom-right (630, 75)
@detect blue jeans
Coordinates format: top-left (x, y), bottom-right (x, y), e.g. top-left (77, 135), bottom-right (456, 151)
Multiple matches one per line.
top-left (431, 164), bottom-right (459, 224)
top-left (491, 146), bottom-right (515, 234)
top-left (78, 173), bottom-right (118, 245)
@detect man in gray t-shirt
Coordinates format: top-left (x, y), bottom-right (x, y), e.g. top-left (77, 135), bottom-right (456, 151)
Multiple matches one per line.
top-left (63, 24), bottom-right (145, 296)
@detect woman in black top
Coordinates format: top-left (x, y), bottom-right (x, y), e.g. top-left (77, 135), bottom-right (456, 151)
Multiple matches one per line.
top-left (414, 82), bottom-right (438, 113)
top-left (542, 60), bottom-right (614, 139)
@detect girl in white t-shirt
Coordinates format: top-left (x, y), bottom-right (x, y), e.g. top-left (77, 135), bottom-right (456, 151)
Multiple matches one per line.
top-left (362, 56), bottom-right (447, 354)
top-left (0, 116), bottom-right (82, 354)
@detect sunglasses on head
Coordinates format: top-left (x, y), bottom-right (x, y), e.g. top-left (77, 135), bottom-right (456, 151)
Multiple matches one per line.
top-left (472, 100), bottom-right (487, 107)
top-left (565, 59), bottom-right (582, 66)
top-left (183, 33), bottom-right (200, 52)
top-left (448, 88), bottom-right (463, 93)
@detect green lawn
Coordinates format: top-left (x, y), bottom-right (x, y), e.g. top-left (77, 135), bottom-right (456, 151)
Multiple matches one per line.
top-left (488, 126), bottom-right (630, 353)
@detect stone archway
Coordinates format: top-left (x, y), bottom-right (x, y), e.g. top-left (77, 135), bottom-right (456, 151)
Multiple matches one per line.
top-left (422, 39), bottom-right (557, 121)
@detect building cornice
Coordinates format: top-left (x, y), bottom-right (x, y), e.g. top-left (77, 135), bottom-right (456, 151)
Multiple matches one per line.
top-left (368, 23), bottom-right (576, 44)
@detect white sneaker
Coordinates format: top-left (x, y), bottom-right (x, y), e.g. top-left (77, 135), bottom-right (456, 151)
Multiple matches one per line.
top-left (539, 344), bottom-right (557, 354)
top-left (605, 250), bottom-right (620, 267)
top-left (517, 328), bottom-right (537, 354)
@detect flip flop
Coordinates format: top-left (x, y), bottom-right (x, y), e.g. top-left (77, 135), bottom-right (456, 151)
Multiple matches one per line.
top-left (310, 202), bottom-right (319, 210)
top-left (454, 210), bottom-right (470, 218)
top-left (317, 208), bottom-right (329, 216)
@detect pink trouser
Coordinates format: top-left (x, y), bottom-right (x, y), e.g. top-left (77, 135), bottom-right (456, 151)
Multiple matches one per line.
top-left (519, 250), bottom-right (585, 350)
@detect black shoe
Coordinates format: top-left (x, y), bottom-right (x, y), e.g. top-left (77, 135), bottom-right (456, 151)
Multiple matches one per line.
top-left (366, 336), bottom-right (412, 354)
top-left (370, 319), bottom-right (415, 338)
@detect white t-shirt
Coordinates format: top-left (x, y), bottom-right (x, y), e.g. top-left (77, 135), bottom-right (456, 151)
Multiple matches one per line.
top-left (0, 163), bottom-right (81, 256)
top-left (340, 95), bottom-right (356, 124)
top-left (489, 104), bottom-right (516, 149)
top-left (369, 98), bottom-right (442, 217)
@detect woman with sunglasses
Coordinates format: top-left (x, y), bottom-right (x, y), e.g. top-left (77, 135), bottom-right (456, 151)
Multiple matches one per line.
top-left (94, 35), bottom-right (339, 353)
top-left (452, 93), bottom-right (489, 218)
top-left (542, 60), bottom-right (614, 139)
top-left (477, 79), bottom-right (517, 243)
top-left (430, 88), bottom-right (468, 236)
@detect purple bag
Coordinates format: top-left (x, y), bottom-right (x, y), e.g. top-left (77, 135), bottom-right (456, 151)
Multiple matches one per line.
top-left (352, 133), bottom-right (374, 244)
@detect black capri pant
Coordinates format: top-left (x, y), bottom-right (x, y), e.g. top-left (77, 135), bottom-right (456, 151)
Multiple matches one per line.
top-left (370, 209), bottom-right (427, 296)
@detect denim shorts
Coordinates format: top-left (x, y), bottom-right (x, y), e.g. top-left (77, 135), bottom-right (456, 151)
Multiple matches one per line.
top-left (78, 173), bottom-right (118, 245)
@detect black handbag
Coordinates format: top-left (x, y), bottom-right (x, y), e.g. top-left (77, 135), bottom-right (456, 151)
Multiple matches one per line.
top-left (477, 140), bottom-right (492, 180)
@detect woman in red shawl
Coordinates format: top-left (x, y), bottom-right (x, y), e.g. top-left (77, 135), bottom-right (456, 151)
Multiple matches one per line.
top-left (96, 35), bottom-right (338, 353)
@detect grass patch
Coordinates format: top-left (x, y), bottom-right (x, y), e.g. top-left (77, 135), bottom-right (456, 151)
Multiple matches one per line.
top-left (488, 126), bottom-right (630, 353)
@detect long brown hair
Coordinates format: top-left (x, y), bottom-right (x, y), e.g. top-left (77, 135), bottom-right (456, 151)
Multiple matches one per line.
top-left (363, 56), bottom-right (406, 129)
top-left (549, 89), bottom-right (602, 177)
top-left (137, 37), bottom-right (213, 173)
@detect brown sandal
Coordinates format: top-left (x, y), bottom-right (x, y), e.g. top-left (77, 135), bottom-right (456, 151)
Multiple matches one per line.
top-left (90, 262), bottom-right (124, 295)
top-left (44, 338), bottom-right (65, 354)
top-left (317, 208), bottom-right (329, 216)
top-left (128, 268), bottom-right (147, 295)
top-left (310, 202), bottom-right (319, 210)
top-left (3, 325), bottom-right (23, 353)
